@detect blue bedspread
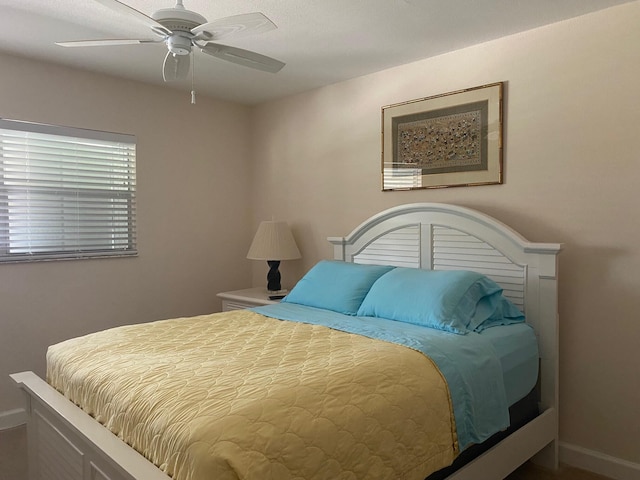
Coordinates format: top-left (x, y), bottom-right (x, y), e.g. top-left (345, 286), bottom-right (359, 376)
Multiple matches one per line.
top-left (252, 302), bottom-right (520, 451)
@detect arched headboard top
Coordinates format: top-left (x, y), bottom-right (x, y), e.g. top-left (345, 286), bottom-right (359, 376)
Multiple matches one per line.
top-left (328, 203), bottom-right (562, 281)
top-left (330, 203), bottom-right (561, 254)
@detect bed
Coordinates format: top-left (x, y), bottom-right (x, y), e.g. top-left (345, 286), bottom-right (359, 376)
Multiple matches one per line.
top-left (11, 202), bottom-right (562, 480)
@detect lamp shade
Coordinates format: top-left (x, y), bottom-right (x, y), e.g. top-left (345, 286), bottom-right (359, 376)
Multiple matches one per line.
top-left (247, 221), bottom-right (301, 261)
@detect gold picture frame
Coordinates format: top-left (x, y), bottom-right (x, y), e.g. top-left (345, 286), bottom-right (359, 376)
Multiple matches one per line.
top-left (382, 82), bottom-right (503, 191)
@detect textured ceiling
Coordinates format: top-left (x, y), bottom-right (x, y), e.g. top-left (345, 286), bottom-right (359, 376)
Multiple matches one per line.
top-left (0, 0), bottom-right (635, 105)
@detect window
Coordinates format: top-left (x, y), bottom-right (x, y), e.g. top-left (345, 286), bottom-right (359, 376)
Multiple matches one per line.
top-left (383, 167), bottom-right (422, 190)
top-left (0, 119), bottom-right (136, 263)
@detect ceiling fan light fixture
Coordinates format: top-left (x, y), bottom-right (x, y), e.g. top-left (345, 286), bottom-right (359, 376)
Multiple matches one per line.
top-left (167, 34), bottom-right (192, 55)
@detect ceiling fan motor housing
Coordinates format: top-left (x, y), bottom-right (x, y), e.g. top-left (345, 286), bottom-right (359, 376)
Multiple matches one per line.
top-left (151, 6), bottom-right (207, 33)
top-left (152, 3), bottom-right (207, 55)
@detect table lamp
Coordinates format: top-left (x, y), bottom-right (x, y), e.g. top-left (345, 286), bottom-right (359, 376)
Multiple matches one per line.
top-left (247, 220), bottom-right (301, 293)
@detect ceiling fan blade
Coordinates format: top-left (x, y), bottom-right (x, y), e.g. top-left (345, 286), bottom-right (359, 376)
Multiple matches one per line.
top-left (200, 43), bottom-right (285, 73)
top-left (192, 12), bottom-right (276, 41)
top-left (56, 39), bottom-right (160, 47)
top-left (92, 0), bottom-right (172, 37)
top-left (163, 51), bottom-right (191, 82)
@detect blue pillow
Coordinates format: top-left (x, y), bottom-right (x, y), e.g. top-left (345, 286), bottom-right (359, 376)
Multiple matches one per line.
top-left (357, 268), bottom-right (508, 334)
top-left (471, 296), bottom-right (525, 332)
top-left (283, 260), bottom-right (395, 315)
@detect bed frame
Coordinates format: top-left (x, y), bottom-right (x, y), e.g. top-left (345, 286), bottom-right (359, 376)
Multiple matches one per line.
top-left (329, 203), bottom-right (562, 479)
top-left (12, 202), bottom-right (562, 480)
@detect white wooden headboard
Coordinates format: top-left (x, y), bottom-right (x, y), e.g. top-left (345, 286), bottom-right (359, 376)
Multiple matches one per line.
top-left (328, 203), bottom-right (560, 318)
top-left (328, 203), bottom-right (562, 462)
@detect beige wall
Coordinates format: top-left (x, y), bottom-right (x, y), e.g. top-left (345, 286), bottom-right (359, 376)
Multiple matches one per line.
top-left (250, 2), bottom-right (640, 466)
top-left (0, 53), bottom-right (254, 412)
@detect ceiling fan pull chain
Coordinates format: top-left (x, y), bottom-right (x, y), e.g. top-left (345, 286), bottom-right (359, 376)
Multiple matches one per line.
top-left (191, 51), bottom-right (196, 104)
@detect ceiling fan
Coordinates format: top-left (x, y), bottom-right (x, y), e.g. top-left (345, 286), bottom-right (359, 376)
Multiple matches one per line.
top-left (57, 0), bottom-right (285, 90)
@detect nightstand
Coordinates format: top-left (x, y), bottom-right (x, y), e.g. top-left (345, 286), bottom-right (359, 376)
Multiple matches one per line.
top-left (217, 287), bottom-right (282, 311)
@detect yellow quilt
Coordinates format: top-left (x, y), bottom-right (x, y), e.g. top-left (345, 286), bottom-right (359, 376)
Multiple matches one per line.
top-left (47, 310), bottom-right (458, 480)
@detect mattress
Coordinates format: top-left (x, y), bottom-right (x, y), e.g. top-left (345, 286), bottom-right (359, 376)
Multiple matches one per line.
top-left (47, 309), bottom-right (458, 480)
top-left (480, 323), bottom-right (539, 406)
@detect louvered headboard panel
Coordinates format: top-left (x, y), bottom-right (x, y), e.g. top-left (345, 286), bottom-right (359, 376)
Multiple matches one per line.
top-left (350, 222), bottom-right (525, 309)
top-left (431, 225), bottom-right (526, 309)
top-left (353, 225), bottom-right (420, 268)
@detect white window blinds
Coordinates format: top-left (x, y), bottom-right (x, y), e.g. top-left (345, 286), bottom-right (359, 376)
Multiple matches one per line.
top-left (0, 119), bottom-right (137, 263)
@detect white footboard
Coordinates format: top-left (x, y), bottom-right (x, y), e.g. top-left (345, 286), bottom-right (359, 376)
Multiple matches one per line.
top-left (12, 367), bottom-right (557, 480)
top-left (447, 408), bottom-right (558, 479)
top-left (11, 371), bottom-right (170, 480)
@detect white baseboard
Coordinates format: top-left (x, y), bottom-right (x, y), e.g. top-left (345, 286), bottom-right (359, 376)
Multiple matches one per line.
top-left (0, 408), bottom-right (27, 430)
top-left (560, 442), bottom-right (640, 480)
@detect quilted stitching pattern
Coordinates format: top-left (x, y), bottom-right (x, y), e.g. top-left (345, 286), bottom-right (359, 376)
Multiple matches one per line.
top-left (47, 310), bottom-right (457, 480)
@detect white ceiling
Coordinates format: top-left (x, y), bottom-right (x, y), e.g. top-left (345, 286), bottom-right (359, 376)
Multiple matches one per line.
top-left (0, 0), bottom-right (634, 105)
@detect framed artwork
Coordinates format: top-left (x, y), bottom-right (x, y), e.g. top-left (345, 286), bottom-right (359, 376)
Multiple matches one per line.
top-left (382, 82), bottom-right (503, 191)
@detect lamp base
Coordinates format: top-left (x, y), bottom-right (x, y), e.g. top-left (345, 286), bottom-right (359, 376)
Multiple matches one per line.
top-left (266, 260), bottom-right (282, 292)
